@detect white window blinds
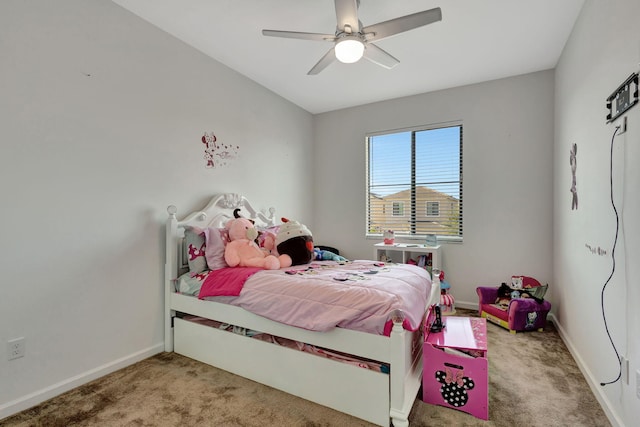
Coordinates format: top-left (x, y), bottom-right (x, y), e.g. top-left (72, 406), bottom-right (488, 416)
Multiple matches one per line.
top-left (366, 124), bottom-right (463, 240)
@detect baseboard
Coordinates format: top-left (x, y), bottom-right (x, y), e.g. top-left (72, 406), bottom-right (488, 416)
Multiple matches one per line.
top-left (0, 343), bottom-right (164, 420)
top-left (456, 301), bottom-right (623, 426)
top-left (453, 300), bottom-right (477, 311)
top-left (1, 312), bottom-right (624, 426)
top-left (548, 313), bottom-right (624, 427)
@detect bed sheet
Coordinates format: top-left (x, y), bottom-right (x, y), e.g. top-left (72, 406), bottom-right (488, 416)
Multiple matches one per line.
top-left (178, 260), bottom-right (433, 336)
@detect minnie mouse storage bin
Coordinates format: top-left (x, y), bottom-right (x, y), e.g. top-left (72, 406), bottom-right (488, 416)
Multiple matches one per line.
top-left (423, 316), bottom-right (488, 420)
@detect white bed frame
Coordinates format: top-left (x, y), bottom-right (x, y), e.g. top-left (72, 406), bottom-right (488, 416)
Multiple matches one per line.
top-left (164, 193), bottom-right (438, 427)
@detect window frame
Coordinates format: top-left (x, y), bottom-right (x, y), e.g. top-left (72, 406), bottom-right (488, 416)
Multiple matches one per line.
top-left (392, 201), bottom-right (405, 217)
top-left (365, 121), bottom-right (463, 242)
top-left (425, 201), bottom-right (440, 217)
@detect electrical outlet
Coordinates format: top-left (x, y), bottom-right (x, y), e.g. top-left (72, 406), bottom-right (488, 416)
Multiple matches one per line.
top-left (7, 337), bottom-right (25, 360)
top-left (615, 115), bottom-right (628, 134)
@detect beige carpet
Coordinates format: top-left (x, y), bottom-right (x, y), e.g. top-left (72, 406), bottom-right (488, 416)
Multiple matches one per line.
top-left (2, 310), bottom-right (610, 427)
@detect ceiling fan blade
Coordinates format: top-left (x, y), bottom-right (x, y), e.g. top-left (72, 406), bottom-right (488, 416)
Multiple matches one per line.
top-left (363, 7), bottom-right (442, 42)
top-left (363, 43), bottom-right (399, 69)
top-left (262, 29), bottom-right (335, 42)
top-left (334, 0), bottom-right (360, 32)
top-left (308, 48), bottom-right (336, 75)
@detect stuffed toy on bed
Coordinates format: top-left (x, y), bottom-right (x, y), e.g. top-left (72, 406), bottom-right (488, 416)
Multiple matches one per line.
top-left (224, 209), bottom-right (289, 270)
top-left (313, 248), bottom-right (347, 262)
top-left (274, 218), bottom-right (314, 266)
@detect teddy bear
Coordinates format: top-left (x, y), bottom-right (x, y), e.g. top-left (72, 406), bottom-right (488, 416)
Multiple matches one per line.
top-left (224, 209), bottom-right (288, 270)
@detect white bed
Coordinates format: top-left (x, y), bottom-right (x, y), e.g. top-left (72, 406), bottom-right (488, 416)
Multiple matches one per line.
top-left (164, 193), bottom-right (439, 426)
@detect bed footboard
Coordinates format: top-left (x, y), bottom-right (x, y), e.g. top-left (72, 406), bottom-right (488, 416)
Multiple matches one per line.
top-left (389, 317), bottom-right (424, 427)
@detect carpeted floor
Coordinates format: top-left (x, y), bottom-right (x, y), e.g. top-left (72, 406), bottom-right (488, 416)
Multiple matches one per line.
top-left (1, 309), bottom-right (610, 427)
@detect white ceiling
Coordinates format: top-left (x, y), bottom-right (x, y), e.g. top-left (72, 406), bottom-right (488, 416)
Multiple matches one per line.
top-left (111, 0), bottom-right (585, 114)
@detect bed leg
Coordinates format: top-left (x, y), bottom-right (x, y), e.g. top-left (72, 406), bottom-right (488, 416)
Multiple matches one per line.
top-left (165, 310), bottom-right (175, 352)
top-left (165, 207), bottom-right (178, 352)
top-left (389, 318), bottom-right (412, 427)
top-left (391, 416), bottom-right (409, 427)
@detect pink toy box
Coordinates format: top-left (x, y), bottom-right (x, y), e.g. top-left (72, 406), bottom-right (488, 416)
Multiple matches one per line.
top-left (423, 316), bottom-right (488, 420)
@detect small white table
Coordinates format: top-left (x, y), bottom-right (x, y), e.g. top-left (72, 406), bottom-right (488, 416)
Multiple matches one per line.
top-left (373, 243), bottom-right (441, 272)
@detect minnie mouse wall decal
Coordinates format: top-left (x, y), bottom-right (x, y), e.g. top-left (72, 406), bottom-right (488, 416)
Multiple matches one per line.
top-left (201, 132), bottom-right (239, 168)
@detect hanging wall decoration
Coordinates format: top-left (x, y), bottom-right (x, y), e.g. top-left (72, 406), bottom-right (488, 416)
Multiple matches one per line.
top-left (569, 143), bottom-right (578, 210)
top-left (201, 132), bottom-right (239, 168)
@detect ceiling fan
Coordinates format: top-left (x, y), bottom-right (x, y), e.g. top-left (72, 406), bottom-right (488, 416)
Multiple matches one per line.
top-left (262, 0), bottom-right (442, 75)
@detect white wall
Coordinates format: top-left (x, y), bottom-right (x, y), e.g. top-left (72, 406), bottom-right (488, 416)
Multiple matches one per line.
top-left (4, 0), bottom-right (635, 424)
top-left (0, 0), bottom-right (313, 417)
top-left (554, 1), bottom-right (640, 425)
top-left (313, 71), bottom-right (555, 307)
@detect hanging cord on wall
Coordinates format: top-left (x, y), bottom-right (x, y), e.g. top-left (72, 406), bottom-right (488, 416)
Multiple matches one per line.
top-left (600, 125), bottom-right (621, 387)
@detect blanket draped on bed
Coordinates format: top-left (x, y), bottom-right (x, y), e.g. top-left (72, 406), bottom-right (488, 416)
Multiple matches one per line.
top-left (198, 267), bottom-right (262, 298)
top-left (185, 261), bottom-right (432, 336)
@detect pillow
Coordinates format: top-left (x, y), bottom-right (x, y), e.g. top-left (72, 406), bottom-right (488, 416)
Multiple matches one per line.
top-left (204, 227), bottom-right (229, 270)
top-left (177, 270), bottom-right (210, 296)
top-left (184, 227), bottom-right (207, 274)
top-left (513, 275), bottom-right (542, 288)
top-left (525, 284), bottom-right (548, 301)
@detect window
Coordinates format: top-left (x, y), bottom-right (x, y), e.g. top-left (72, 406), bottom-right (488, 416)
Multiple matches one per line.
top-left (426, 201), bottom-right (440, 217)
top-left (366, 123), bottom-right (463, 240)
top-left (392, 202), bottom-right (404, 216)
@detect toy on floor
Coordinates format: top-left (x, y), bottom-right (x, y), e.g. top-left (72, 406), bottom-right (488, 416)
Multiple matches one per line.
top-left (437, 269), bottom-right (456, 315)
top-left (477, 275), bottom-right (551, 333)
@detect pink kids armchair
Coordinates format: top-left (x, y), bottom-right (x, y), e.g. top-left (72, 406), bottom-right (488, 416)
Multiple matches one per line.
top-left (476, 276), bottom-right (551, 334)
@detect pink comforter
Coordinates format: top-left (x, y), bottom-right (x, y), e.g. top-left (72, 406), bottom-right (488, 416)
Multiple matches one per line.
top-left (200, 261), bottom-right (433, 336)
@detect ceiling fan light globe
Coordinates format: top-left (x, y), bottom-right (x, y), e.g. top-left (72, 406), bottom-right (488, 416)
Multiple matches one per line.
top-left (335, 39), bottom-right (364, 63)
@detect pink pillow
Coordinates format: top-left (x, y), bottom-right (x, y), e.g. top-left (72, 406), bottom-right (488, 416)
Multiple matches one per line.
top-left (205, 227), bottom-right (229, 270)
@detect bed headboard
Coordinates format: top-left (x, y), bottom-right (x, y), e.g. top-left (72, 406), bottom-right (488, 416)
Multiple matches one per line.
top-left (166, 193), bottom-right (276, 279)
top-left (164, 193), bottom-right (276, 352)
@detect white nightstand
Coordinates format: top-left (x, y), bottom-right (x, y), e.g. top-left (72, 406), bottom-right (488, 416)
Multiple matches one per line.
top-left (373, 243), bottom-right (441, 272)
